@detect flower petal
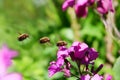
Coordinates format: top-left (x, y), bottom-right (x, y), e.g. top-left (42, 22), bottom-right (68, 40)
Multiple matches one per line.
top-left (2, 73), bottom-right (22, 80)
top-left (62, 0), bottom-right (75, 11)
top-left (48, 61), bottom-right (62, 77)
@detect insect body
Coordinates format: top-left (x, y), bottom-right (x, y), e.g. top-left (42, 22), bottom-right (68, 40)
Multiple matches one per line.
top-left (18, 33), bottom-right (29, 41)
top-left (56, 41), bottom-right (67, 46)
top-left (39, 37), bottom-right (50, 44)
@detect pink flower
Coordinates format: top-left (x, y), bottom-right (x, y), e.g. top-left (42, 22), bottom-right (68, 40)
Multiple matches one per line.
top-left (75, 0), bottom-right (88, 17)
top-left (57, 46), bottom-right (69, 59)
top-left (62, 0), bottom-right (114, 18)
top-left (48, 46), bottom-right (70, 77)
top-left (1, 73), bottom-right (22, 80)
top-left (97, 0), bottom-right (114, 14)
top-left (62, 68), bottom-right (71, 77)
top-left (68, 42), bottom-right (98, 65)
top-left (48, 61), bottom-right (62, 77)
top-left (68, 42), bottom-right (89, 60)
top-left (62, 0), bottom-right (75, 11)
top-left (0, 44), bottom-right (23, 80)
top-left (81, 74), bottom-right (103, 80)
top-left (62, 0), bottom-right (96, 18)
top-left (91, 74), bottom-right (103, 80)
top-left (81, 74), bottom-right (90, 80)
top-left (81, 48), bottom-right (98, 64)
top-left (106, 74), bottom-right (113, 80)
top-left (0, 45), bottom-right (18, 68)
top-left (48, 56), bottom-right (66, 77)
top-left (62, 0), bottom-right (90, 17)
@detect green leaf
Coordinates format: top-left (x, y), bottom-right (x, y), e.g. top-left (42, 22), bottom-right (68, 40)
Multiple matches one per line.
top-left (113, 57), bottom-right (120, 80)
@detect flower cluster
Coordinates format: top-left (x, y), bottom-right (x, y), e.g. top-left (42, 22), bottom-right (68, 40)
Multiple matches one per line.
top-left (0, 44), bottom-right (22, 80)
top-left (48, 41), bottom-right (112, 80)
top-left (62, 0), bottom-right (114, 18)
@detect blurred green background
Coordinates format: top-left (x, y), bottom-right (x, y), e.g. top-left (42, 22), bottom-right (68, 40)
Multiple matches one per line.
top-left (0, 0), bottom-right (120, 80)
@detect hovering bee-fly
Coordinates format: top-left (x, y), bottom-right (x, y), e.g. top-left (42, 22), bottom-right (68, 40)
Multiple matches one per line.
top-left (39, 37), bottom-right (50, 44)
top-left (18, 33), bottom-right (29, 41)
top-left (56, 41), bottom-right (67, 46)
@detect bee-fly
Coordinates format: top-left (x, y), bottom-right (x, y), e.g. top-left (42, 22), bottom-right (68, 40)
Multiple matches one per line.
top-left (56, 41), bottom-right (67, 46)
top-left (18, 33), bottom-right (29, 41)
top-left (39, 37), bottom-right (50, 44)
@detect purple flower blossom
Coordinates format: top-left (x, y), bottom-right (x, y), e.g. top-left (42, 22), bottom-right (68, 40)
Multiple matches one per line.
top-left (62, 67), bottom-right (71, 77)
top-left (81, 74), bottom-right (103, 80)
top-left (62, 0), bottom-right (114, 18)
top-left (57, 46), bottom-right (69, 59)
top-left (81, 48), bottom-right (98, 64)
top-left (68, 42), bottom-right (88, 61)
top-left (88, 48), bottom-right (98, 61)
top-left (97, 0), bottom-right (114, 14)
top-left (62, 0), bottom-right (95, 17)
top-left (106, 74), bottom-right (113, 80)
top-left (0, 45), bottom-right (18, 68)
top-left (48, 41), bottom-right (105, 79)
top-left (48, 61), bottom-right (62, 77)
top-left (88, 0), bottom-right (95, 5)
top-left (48, 46), bottom-right (69, 77)
top-left (75, 0), bottom-right (88, 17)
top-left (91, 74), bottom-right (103, 80)
top-left (62, 0), bottom-right (90, 17)
top-left (56, 57), bottom-right (65, 67)
top-left (48, 57), bottom-right (64, 77)
top-left (1, 73), bottom-right (22, 80)
top-left (68, 42), bottom-right (98, 65)
top-left (81, 74), bottom-right (90, 80)
top-left (62, 0), bottom-right (75, 11)
top-left (0, 44), bottom-right (22, 80)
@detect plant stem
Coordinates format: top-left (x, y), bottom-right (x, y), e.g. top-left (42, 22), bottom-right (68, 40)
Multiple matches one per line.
top-left (67, 8), bottom-right (81, 41)
top-left (71, 72), bottom-right (80, 79)
top-left (76, 61), bottom-right (82, 76)
top-left (101, 15), bottom-right (115, 64)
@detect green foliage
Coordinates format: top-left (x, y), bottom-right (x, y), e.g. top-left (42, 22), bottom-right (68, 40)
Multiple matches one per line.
top-left (0, 0), bottom-right (120, 80)
top-left (113, 57), bottom-right (120, 80)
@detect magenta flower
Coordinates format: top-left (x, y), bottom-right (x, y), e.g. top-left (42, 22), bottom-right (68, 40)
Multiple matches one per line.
top-left (81, 74), bottom-right (103, 80)
top-left (48, 41), bottom-right (105, 79)
top-left (81, 48), bottom-right (98, 64)
top-left (62, 0), bottom-right (75, 11)
top-left (62, 0), bottom-right (96, 18)
top-left (48, 46), bottom-right (69, 77)
top-left (87, 48), bottom-right (98, 61)
top-left (0, 45), bottom-right (18, 68)
top-left (62, 68), bottom-right (71, 77)
top-left (1, 73), bottom-right (22, 80)
top-left (106, 74), bottom-right (113, 80)
top-left (75, 0), bottom-right (88, 17)
top-left (68, 42), bottom-right (88, 61)
top-left (88, 0), bottom-right (95, 5)
top-left (97, 0), bottom-right (114, 14)
top-left (0, 44), bottom-right (22, 80)
top-left (91, 74), bottom-right (103, 80)
top-left (48, 57), bottom-right (65, 77)
top-left (49, 46), bottom-right (69, 77)
top-left (81, 74), bottom-right (90, 80)
top-left (56, 57), bottom-right (65, 67)
top-left (68, 42), bottom-right (98, 65)
top-left (62, 0), bottom-right (114, 18)
top-left (57, 46), bottom-right (69, 59)
top-left (62, 0), bottom-right (90, 17)
top-left (48, 57), bottom-right (67, 77)
top-left (48, 61), bottom-right (62, 77)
